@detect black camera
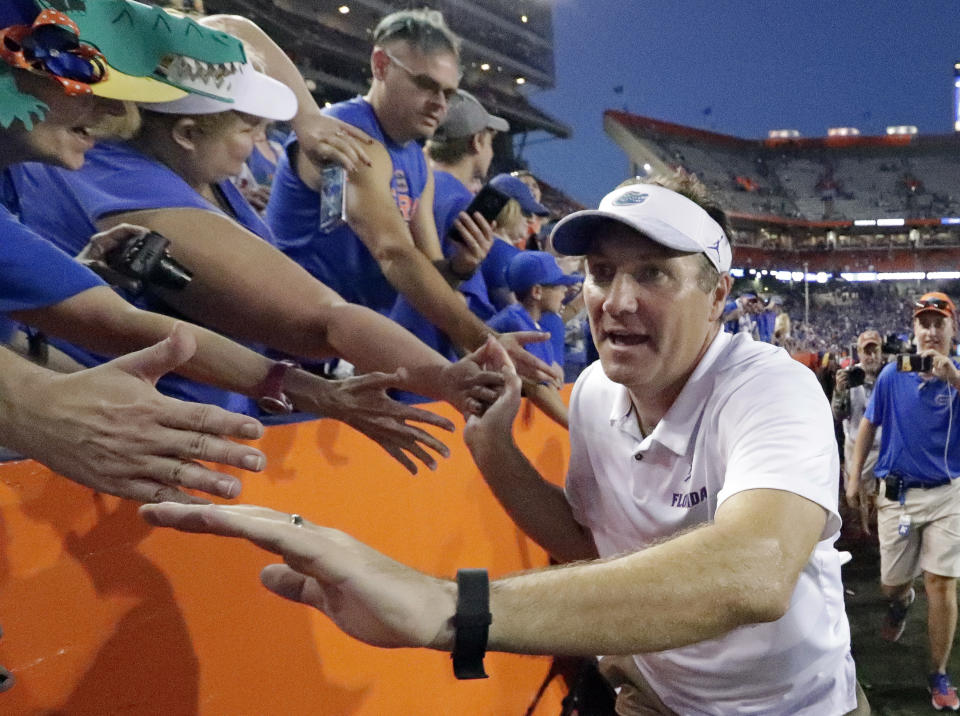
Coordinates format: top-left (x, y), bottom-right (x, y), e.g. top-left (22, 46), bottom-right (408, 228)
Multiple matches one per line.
top-left (896, 353), bottom-right (934, 373)
top-left (881, 334), bottom-right (908, 355)
top-left (105, 231), bottom-right (192, 293)
top-left (846, 365), bottom-right (866, 388)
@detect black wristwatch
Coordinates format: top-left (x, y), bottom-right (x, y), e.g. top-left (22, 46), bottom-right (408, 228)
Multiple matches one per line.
top-left (451, 568), bottom-right (491, 679)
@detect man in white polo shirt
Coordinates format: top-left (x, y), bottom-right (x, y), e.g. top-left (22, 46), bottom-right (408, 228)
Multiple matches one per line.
top-left (140, 177), bottom-right (866, 715)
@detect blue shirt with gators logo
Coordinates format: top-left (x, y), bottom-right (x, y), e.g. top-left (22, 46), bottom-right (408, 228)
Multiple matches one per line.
top-left (8, 143), bottom-right (276, 416)
top-left (266, 96), bottom-right (429, 314)
top-left (866, 360), bottom-right (960, 484)
top-left (0, 169), bottom-right (105, 317)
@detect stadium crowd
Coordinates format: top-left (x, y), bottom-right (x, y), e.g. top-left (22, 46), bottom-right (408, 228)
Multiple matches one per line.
top-left (5, 1), bottom-right (960, 713)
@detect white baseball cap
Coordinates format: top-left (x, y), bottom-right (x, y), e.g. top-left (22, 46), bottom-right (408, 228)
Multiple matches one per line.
top-left (551, 184), bottom-right (732, 273)
top-left (141, 61), bottom-right (297, 121)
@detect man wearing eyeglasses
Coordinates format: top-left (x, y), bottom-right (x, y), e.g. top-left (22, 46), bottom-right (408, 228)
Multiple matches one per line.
top-left (846, 291), bottom-right (960, 711)
top-left (266, 9), bottom-right (561, 387)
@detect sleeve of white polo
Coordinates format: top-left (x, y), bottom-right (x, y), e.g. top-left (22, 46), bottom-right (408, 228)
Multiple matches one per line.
top-left (716, 358), bottom-right (842, 540)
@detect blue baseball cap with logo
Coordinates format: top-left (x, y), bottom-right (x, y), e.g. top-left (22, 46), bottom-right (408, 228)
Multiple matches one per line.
top-left (506, 251), bottom-right (583, 294)
top-left (550, 184), bottom-right (732, 272)
top-left (489, 174), bottom-right (550, 217)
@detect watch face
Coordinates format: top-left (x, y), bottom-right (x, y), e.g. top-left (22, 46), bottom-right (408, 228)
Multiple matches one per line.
top-left (257, 395), bottom-right (293, 415)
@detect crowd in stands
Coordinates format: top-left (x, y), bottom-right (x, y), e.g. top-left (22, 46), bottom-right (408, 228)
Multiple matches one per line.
top-left (8, 3), bottom-right (960, 711)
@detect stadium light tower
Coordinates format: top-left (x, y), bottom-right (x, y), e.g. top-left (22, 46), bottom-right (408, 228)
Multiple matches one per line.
top-left (954, 62), bottom-right (960, 131)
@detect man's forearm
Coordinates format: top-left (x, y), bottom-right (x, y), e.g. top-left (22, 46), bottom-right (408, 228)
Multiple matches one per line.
top-left (482, 523), bottom-right (790, 656)
top-left (467, 434), bottom-right (596, 562)
top-left (320, 302), bottom-right (454, 399)
top-left (0, 348), bottom-right (50, 451)
top-left (376, 243), bottom-right (492, 351)
top-left (476, 489), bottom-right (826, 657)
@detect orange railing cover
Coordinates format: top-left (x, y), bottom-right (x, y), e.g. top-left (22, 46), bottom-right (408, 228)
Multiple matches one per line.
top-left (0, 394), bottom-right (572, 715)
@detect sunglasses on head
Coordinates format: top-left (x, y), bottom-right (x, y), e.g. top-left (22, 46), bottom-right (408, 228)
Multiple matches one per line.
top-left (383, 49), bottom-right (459, 101)
top-left (915, 298), bottom-right (953, 312)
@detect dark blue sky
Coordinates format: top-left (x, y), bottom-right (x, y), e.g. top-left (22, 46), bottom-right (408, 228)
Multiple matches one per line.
top-left (521, 1), bottom-right (959, 207)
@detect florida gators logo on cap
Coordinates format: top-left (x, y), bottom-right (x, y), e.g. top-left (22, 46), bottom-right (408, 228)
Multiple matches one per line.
top-left (612, 191), bottom-right (648, 206)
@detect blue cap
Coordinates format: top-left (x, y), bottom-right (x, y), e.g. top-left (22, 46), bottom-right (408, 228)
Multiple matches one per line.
top-left (506, 251), bottom-right (583, 293)
top-left (489, 174), bottom-right (550, 216)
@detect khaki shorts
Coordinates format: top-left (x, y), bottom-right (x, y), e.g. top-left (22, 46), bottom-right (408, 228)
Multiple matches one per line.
top-left (877, 478), bottom-right (960, 585)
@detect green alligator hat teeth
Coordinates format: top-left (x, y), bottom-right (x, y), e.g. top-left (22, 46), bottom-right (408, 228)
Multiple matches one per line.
top-left (1, 0), bottom-right (248, 127)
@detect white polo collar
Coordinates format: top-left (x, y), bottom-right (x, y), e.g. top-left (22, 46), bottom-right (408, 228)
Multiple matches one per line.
top-left (608, 330), bottom-right (732, 455)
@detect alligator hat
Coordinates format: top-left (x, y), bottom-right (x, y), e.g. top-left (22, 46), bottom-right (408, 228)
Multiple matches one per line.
top-left (0, 0), bottom-right (246, 129)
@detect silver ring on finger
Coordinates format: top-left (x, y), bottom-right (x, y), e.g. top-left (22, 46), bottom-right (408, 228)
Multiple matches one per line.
top-left (290, 513), bottom-right (304, 527)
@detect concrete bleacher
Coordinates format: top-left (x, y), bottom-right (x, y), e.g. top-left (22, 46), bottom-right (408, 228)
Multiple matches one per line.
top-left (605, 110), bottom-right (960, 248)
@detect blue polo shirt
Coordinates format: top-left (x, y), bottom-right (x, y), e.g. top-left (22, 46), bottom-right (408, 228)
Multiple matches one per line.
top-left (866, 361), bottom-right (960, 484)
top-left (267, 96), bottom-right (429, 314)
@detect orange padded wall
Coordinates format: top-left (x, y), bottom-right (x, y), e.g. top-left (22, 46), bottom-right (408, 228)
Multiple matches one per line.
top-left (0, 393), bottom-right (572, 714)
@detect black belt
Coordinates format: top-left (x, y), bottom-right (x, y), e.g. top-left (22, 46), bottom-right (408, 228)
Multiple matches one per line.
top-left (885, 474), bottom-right (951, 495)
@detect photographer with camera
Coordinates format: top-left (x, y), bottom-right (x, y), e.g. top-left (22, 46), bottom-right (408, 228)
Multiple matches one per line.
top-left (846, 292), bottom-right (960, 711)
top-left (833, 329), bottom-right (885, 533)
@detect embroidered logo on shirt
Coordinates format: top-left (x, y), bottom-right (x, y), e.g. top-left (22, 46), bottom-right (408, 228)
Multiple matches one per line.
top-left (671, 486), bottom-right (707, 507)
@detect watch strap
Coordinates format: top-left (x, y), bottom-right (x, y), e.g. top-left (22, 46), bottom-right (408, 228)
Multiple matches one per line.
top-left (451, 568), bottom-right (491, 679)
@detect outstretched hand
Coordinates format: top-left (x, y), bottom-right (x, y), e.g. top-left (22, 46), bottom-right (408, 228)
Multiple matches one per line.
top-left (436, 342), bottom-right (508, 417)
top-left (463, 338), bottom-right (523, 450)
top-left (293, 368), bottom-right (455, 475)
top-left (496, 331), bottom-right (564, 387)
top-left (5, 324), bottom-right (265, 503)
top-left (139, 502), bottom-right (456, 650)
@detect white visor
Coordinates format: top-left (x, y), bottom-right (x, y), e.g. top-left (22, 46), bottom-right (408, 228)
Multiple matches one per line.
top-left (141, 61), bottom-right (297, 121)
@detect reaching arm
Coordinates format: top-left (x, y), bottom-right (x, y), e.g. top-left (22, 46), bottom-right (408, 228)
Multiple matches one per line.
top-left (0, 327), bottom-right (265, 502)
top-left (845, 417), bottom-right (877, 509)
top-left (296, 145), bottom-right (559, 386)
top-left (11, 285), bottom-right (455, 474)
top-left (463, 342), bottom-right (592, 562)
top-left (523, 382), bottom-right (569, 429)
top-left (138, 484), bottom-right (826, 656)
top-left (89, 212), bottom-right (499, 412)
top-left (200, 14), bottom-right (373, 173)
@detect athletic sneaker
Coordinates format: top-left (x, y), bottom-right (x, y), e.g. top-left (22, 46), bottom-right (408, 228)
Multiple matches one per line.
top-left (880, 586), bottom-right (915, 642)
top-left (929, 672), bottom-right (960, 711)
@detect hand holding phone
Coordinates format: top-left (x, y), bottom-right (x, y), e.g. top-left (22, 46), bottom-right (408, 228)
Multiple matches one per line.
top-left (448, 184), bottom-right (510, 244)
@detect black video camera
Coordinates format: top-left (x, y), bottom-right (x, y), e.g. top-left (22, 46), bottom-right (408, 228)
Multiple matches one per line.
top-left (104, 231), bottom-right (192, 295)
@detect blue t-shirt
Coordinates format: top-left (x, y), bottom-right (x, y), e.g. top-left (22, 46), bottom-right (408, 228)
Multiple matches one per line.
top-left (756, 309), bottom-right (776, 343)
top-left (0, 170), bottom-right (105, 315)
top-left (487, 303), bottom-right (555, 370)
top-left (539, 310), bottom-right (566, 370)
top-left (9, 143), bottom-right (276, 415)
top-left (266, 96), bottom-right (429, 314)
top-left (482, 239), bottom-right (520, 310)
top-left (865, 361), bottom-right (960, 484)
